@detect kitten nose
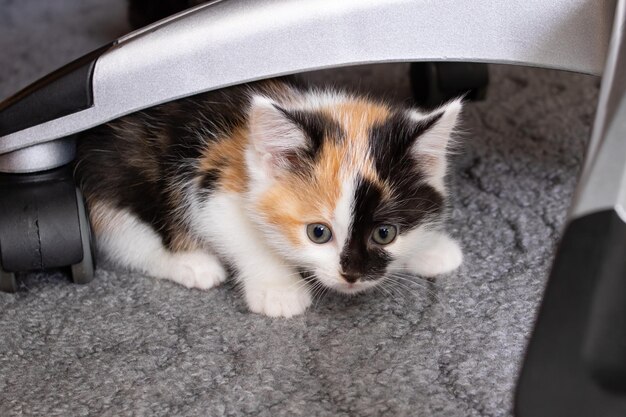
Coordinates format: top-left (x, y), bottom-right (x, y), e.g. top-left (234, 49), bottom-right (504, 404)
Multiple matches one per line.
top-left (340, 273), bottom-right (359, 284)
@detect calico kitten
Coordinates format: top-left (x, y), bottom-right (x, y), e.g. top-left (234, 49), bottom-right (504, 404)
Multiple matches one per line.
top-left (75, 79), bottom-right (463, 317)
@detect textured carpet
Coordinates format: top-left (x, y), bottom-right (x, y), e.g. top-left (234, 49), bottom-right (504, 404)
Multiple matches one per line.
top-left (0, 1), bottom-right (600, 416)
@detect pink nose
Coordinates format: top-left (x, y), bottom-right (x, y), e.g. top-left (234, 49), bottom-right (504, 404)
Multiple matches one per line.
top-left (340, 273), bottom-right (359, 284)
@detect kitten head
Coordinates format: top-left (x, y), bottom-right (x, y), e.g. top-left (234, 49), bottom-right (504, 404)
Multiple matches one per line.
top-left (245, 91), bottom-right (462, 294)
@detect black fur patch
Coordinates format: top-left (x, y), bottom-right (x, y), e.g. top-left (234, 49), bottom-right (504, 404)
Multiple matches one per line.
top-left (369, 111), bottom-right (442, 185)
top-left (339, 178), bottom-right (393, 281)
top-left (277, 107), bottom-right (344, 161)
top-left (368, 111), bottom-right (445, 229)
top-left (338, 112), bottom-right (447, 280)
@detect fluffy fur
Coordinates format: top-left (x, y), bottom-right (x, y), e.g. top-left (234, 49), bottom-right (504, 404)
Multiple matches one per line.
top-left (75, 79), bottom-right (463, 317)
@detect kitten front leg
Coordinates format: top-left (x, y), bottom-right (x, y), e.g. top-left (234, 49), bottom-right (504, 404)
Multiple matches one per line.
top-left (201, 194), bottom-right (312, 317)
top-left (238, 261), bottom-right (312, 318)
top-left (91, 203), bottom-right (227, 289)
top-left (406, 230), bottom-right (463, 277)
top-left (165, 250), bottom-right (227, 289)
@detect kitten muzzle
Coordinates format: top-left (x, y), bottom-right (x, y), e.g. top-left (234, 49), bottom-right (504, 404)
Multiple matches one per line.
top-left (340, 272), bottom-right (360, 284)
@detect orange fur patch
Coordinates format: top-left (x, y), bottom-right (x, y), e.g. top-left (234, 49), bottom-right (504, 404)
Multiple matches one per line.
top-left (326, 100), bottom-right (388, 184)
top-left (256, 142), bottom-right (345, 246)
top-left (198, 127), bottom-right (249, 194)
top-left (325, 99), bottom-right (391, 197)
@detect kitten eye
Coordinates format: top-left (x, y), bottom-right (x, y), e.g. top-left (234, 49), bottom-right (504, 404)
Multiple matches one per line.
top-left (371, 225), bottom-right (397, 245)
top-left (306, 223), bottom-right (333, 244)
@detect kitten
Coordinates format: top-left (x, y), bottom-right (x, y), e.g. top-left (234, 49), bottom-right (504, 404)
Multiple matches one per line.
top-left (75, 79), bottom-right (463, 317)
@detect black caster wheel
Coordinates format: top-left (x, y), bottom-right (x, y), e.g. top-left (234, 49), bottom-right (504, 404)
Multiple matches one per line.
top-left (410, 62), bottom-right (489, 109)
top-left (71, 188), bottom-right (95, 284)
top-left (0, 167), bottom-right (94, 291)
top-left (0, 266), bottom-right (17, 292)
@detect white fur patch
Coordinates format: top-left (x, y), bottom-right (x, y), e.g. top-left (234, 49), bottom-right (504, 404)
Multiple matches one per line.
top-left (332, 175), bottom-right (357, 255)
top-left (297, 89), bottom-right (350, 110)
top-left (388, 226), bottom-right (463, 277)
top-left (91, 203), bottom-right (226, 289)
top-left (190, 190), bottom-right (312, 317)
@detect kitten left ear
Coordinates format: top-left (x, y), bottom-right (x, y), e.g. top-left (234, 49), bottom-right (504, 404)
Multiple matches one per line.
top-left (408, 99), bottom-right (463, 190)
top-left (409, 98), bottom-right (462, 158)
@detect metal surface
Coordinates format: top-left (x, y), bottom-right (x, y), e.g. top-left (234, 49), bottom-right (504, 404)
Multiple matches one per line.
top-left (0, 0), bottom-right (615, 165)
top-left (70, 188), bottom-right (95, 285)
top-left (0, 138), bottom-right (76, 173)
top-left (571, 0), bottom-right (626, 221)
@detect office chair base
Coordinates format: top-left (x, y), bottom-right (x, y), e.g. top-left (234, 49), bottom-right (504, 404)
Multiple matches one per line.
top-left (0, 167), bottom-right (95, 292)
top-left (515, 210), bottom-right (626, 416)
top-left (410, 62), bottom-right (489, 108)
top-left (0, 268), bottom-right (17, 292)
top-left (70, 188), bottom-right (95, 285)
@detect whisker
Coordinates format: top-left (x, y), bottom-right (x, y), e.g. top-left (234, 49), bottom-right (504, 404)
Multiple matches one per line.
top-left (382, 278), bottom-right (424, 301)
top-left (389, 274), bottom-right (441, 298)
top-left (393, 270), bottom-right (445, 289)
top-left (386, 273), bottom-right (451, 312)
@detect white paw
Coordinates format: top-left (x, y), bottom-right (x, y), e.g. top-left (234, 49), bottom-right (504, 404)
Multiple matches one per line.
top-left (167, 251), bottom-right (227, 290)
top-left (245, 284), bottom-right (312, 318)
top-left (407, 234), bottom-right (463, 277)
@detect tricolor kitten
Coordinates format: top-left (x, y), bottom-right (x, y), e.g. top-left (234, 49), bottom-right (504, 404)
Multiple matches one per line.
top-left (76, 79), bottom-right (463, 317)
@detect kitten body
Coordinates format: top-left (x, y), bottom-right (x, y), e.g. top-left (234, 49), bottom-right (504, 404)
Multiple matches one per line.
top-left (76, 79), bottom-right (463, 317)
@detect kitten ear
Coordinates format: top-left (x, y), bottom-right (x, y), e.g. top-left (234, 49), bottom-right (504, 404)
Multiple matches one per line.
top-left (409, 99), bottom-right (463, 190)
top-left (410, 98), bottom-right (462, 157)
top-left (248, 95), bottom-right (308, 174)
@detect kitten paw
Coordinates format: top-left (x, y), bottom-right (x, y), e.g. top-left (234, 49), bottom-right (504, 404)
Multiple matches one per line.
top-left (245, 284), bottom-right (312, 318)
top-left (168, 251), bottom-right (227, 290)
top-left (407, 234), bottom-right (463, 277)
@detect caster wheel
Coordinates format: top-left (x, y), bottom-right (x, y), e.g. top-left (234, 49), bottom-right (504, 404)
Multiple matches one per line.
top-left (410, 62), bottom-right (489, 109)
top-left (0, 167), bottom-right (94, 291)
top-left (0, 266), bottom-right (17, 293)
top-left (71, 189), bottom-right (95, 285)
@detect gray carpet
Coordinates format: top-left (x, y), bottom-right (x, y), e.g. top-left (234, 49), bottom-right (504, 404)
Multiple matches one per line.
top-left (0, 1), bottom-right (600, 416)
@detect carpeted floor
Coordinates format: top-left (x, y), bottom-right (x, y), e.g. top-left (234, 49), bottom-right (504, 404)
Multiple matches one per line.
top-left (0, 1), bottom-right (600, 416)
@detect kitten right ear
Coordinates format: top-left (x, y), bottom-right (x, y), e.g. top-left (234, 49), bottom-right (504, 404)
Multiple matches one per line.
top-left (248, 96), bottom-right (308, 174)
